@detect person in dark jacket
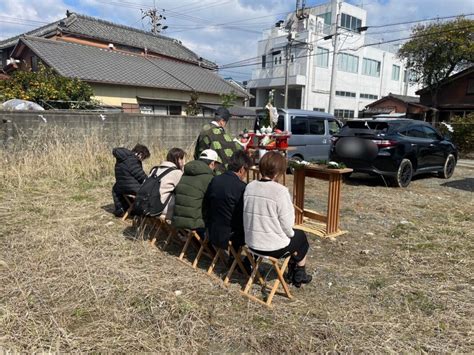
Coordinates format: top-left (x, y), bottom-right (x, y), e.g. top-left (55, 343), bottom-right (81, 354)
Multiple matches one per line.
top-left (172, 149), bottom-right (220, 231)
top-left (204, 150), bottom-right (252, 250)
top-left (112, 144), bottom-right (150, 217)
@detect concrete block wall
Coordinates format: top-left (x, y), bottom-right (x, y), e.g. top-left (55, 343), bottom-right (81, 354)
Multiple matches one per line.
top-left (1, 111), bottom-right (254, 149)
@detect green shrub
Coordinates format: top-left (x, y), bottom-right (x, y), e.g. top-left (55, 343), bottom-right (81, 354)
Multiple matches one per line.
top-left (438, 113), bottom-right (474, 155)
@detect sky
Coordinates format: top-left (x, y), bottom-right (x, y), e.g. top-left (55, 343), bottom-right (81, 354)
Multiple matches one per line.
top-left (0, 0), bottom-right (472, 81)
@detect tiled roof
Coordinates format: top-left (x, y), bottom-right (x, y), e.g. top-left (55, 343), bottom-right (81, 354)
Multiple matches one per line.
top-left (388, 93), bottom-right (420, 103)
top-left (16, 36), bottom-right (247, 97)
top-left (0, 13), bottom-right (216, 69)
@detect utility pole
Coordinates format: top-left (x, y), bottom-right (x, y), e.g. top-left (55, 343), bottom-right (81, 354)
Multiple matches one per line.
top-left (327, 0), bottom-right (341, 115)
top-left (141, 6), bottom-right (167, 34)
top-left (284, 0), bottom-right (308, 109)
top-left (284, 32), bottom-right (292, 109)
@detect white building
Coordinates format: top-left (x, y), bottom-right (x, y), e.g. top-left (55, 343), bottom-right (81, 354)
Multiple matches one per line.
top-left (247, 0), bottom-right (418, 119)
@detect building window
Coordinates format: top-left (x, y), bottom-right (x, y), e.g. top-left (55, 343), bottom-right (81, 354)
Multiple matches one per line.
top-left (31, 55), bottom-right (38, 72)
top-left (279, 57), bottom-right (282, 65)
top-left (319, 12), bottom-right (331, 25)
top-left (169, 105), bottom-right (182, 115)
top-left (334, 109), bottom-right (355, 119)
top-left (392, 65), bottom-right (400, 81)
top-left (341, 13), bottom-right (362, 32)
top-left (315, 47), bottom-right (329, 68)
top-left (336, 90), bottom-right (356, 98)
top-left (274, 57), bottom-right (278, 65)
top-left (290, 54), bottom-right (294, 63)
top-left (262, 55), bottom-right (266, 68)
top-left (360, 93), bottom-right (378, 100)
top-left (338, 53), bottom-right (359, 74)
top-left (362, 58), bottom-right (381, 77)
top-left (467, 79), bottom-right (474, 95)
top-left (313, 107), bottom-right (325, 112)
top-left (139, 104), bottom-right (182, 115)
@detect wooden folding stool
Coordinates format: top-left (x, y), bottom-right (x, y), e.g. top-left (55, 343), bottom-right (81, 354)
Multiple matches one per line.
top-left (122, 194), bottom-right (136, 221)
top-left (204, 241), bottom-right (250, 284)
top-left (240, 246), bottom-right (293, 308)
top-left (148, 216), bottom-right (168, 246)
top-left (178, 230), bottom-right (214, 267)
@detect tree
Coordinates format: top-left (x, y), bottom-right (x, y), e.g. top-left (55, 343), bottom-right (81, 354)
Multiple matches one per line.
top-left (0, 64), bottom-right (95, 109)
top-left (220, 91), bottom-right (238, 108)
top-left (398, 17), bottom-right (474, 108)
top-left (185, 91), bottom-right (200, 116)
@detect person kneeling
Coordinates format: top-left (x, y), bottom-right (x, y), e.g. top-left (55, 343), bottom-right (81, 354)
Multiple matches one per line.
top-left (243, 151), bottom-right (312, 287)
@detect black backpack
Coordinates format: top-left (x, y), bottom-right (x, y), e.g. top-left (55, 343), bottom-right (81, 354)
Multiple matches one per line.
top-left (132, 166), bottom-right (177, 217)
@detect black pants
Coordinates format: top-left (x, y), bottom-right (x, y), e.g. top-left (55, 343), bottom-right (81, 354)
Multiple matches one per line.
top-left (112, 184), bottom-right (131, 213)
top-left (250, 229), bottom-right (309, 262)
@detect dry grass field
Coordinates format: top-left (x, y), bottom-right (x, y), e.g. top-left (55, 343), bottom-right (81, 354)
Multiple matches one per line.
top-left (1, 133), bottom-right (473, 352)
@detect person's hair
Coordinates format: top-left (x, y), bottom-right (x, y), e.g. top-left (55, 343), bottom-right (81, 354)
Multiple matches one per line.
top-left (200, 158), bottom-right (214, 166)
top-left (132, 144), bottom-right (150, 160)
top-left (259, 151), bottom-right (287, 179)
top-left (228, 150), bottom-right (252, 172)
top-left (166, 147), bottom-right (186, 169)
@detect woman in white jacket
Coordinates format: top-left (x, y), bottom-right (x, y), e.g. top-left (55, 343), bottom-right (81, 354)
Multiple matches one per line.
top-left (243, 151), bottom-right (312, 287)
top-left (155, 148), bottom-right (185, 220)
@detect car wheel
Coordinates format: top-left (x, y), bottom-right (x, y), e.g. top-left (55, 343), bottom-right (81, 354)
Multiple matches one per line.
top-left (391, 158), bottom-right (413, 188)
top-left (288, 156), bottom-right (303, 175)
top-left (438, 154), bottom-right (456, 179)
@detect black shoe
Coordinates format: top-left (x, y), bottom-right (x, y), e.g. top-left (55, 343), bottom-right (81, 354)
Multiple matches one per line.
top-left (114, 208), bottom-right (125, 217)
top-left (292, 266), bottom-right (312, 288)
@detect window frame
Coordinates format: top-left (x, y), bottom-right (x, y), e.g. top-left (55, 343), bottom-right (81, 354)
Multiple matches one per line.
top-left (338, 53), bottom-right (359, 74)
top-left (315, 47), bottom-right (329, 68)
top-left (362, 57), bottom-right (381, 77)
top-left (391, 64), bottom-right (400, 81)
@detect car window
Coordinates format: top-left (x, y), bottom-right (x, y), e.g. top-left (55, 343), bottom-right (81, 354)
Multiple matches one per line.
top-left (291, 117), bottom-right (309, 134)
top-left (422, 126), bottom-right (440, 140)
top-left (405, 126), bottom-right (426, 138)
top-left (328, 120), bottom-right (341, 135)
top-left (309, 120), bottom-right (325, 135)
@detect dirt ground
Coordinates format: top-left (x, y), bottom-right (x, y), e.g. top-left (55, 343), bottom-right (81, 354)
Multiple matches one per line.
top-left (1, 143), bottom-right (473, 352)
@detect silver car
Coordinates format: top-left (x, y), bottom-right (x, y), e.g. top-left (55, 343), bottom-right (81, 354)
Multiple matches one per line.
top-left (255, 109), bottom-right (342, 162)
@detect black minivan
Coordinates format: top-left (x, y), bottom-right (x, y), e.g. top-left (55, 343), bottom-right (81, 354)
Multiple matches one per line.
top-left (329, 118), bottom-right (457, 187)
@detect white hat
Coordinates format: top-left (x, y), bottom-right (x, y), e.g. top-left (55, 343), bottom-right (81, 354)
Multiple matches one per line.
top-left (199, 149), bottom-right (222, 163)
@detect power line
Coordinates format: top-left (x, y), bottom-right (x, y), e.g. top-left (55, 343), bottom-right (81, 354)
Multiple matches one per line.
top-left (366, 13), bottom-right (474, 29)
top-left (218, 24), bottom-right (474, 70)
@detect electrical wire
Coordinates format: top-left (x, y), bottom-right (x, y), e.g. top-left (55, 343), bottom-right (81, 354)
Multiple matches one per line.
top-left (366, 13), bottom-right (474, 29)
top-left (218, 24), bottom-right (474, 70)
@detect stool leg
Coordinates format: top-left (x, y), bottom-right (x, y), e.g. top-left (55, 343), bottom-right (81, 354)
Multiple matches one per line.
top-left (242, 257), bottom-right (262, 294)
top-left (178, 231), bottom-right (193, 261)
top-left (207, 249), bottom-right (223, 275)
top-left (193, 237), bottom-right (209, 269)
